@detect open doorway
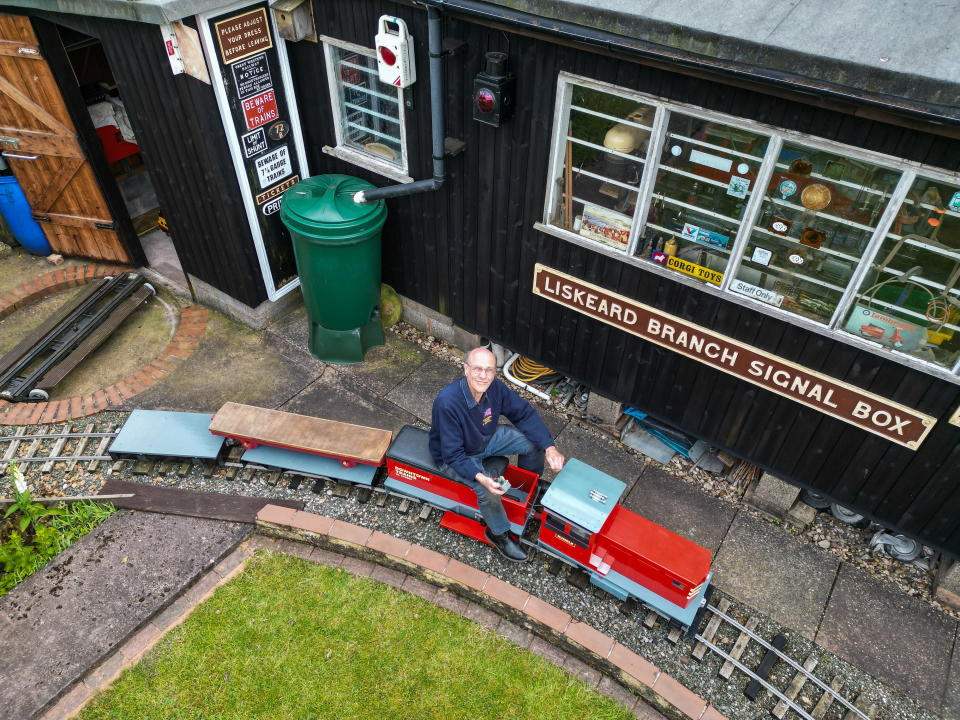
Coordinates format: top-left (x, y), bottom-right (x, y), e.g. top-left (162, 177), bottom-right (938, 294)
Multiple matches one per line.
top-left (58, 26), bottom-right (189, 290)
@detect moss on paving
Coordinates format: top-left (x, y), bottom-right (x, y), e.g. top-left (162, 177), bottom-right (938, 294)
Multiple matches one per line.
top-left (78, 552), bottom-right (633, 720)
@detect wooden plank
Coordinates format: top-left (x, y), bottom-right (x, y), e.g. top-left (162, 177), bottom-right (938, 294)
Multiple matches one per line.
top-left (65, 423), bottom-right (93, 472)
top-left (0, 126), bottom-right (80, 156)
top-left (811, 676), bottom-right (844, 719)
top-left (100, 478), bottom-right (304, 523)
top-left (40, 428), bottom-right (67, 473)
top-left (30, 211), bottom-right (113, 229)
top-left (0, 72), bottom-right (72, 135)
top-left (772, 653), bottom-right (819, 718)
top-left (0, 39), bottom-right (42, 59)
top-left (693, 597), bottom-right (730, 661)
top-left (209, 402), bottom-right (393, 466)
top-left (87, 426), bottom-right (115, 471)
top-left (720, 616), bottom-right (759, 680)
top-left (2, 426), bottom-right (26, 461)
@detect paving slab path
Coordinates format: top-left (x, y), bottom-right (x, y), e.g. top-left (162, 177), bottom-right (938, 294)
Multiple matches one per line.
top-left (0, 510), bottom-right (250, 720)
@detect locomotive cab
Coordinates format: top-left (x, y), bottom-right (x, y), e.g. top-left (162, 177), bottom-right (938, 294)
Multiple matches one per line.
top-left (384, 425), bottom-right (539, 542)
top-left (539, 459), bottom-right (712, 630)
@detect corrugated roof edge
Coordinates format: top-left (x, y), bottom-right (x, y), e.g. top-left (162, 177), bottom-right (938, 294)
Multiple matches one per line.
top-left (431, 0), bottom-right (960, 125)
top-left (8, 0), bottom-right (959, 124)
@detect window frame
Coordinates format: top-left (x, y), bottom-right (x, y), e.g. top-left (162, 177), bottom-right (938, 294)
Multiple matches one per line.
top-left (539, 72), bottom-right (960, 383)
top-left (320, 36), bottom-right (413, 183)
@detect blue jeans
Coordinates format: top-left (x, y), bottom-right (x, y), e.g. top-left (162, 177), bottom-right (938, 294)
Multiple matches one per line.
top-left (443, 425), bottom-right (543, 535)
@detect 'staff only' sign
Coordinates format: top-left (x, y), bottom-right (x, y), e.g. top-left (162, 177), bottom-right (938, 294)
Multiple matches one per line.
top-left (532, 264), bottom-right (936, 449)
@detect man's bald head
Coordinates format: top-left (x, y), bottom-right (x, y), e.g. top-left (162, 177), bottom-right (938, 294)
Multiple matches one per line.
top-left (465, 347), bottom-right (496, 367)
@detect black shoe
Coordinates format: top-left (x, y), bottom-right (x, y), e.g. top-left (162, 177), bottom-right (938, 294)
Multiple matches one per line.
top-left (484, 529), bottom-right (528, 562)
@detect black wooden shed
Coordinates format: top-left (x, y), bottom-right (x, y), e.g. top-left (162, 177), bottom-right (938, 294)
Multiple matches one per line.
top-left (2, 0), bottom-right (960, 558)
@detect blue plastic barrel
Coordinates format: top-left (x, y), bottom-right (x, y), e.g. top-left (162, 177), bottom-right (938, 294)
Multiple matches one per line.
top-left (0, 174), bottom-right (51, 255)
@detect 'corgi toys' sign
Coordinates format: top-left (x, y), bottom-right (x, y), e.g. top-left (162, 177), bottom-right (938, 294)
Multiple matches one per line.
top-left (532, 264), bottom-right (936, 449)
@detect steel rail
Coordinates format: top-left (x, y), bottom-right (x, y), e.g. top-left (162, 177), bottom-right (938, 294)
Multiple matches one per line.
top-left (706, 603), bottom-right (868, 720)
top-left (12, 455), bottom-right (112, 463)
top-left (694, 635), bottom-right (815, 720)
top-left (0, 432), bottom-right (117, 442)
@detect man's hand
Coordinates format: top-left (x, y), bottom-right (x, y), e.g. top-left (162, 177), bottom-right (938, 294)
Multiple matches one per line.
top-left (476, 472), bottom-right (507, 495)
top-left (545, 446), bottom-right (565, 472)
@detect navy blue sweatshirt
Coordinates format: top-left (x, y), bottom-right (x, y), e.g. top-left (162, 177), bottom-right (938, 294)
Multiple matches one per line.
top-left (429, 376), bottom-right (554, 481)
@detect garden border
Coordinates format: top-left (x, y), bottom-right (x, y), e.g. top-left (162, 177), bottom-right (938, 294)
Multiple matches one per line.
top-left (38, 507), bottom-right (726, 720)
top-left (0, 265), bottom-right (208, 426)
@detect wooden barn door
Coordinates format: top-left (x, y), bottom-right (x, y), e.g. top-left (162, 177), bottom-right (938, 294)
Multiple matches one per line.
top-left (0, 14), bottom-right (129, 263)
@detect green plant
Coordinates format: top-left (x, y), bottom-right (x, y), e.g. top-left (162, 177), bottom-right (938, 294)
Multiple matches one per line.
top-left (0, 476), bottom-right (115, 597)
top-left (2, 488), bottom-right (65, 533)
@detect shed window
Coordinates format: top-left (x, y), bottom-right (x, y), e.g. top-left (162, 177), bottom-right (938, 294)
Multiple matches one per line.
top-left (841, 175), bottom-right (960, 370)
top-left (731, 142), bottom-right (901, 324)
top-left (322, 38), bottom-right (408, 180)
top-left (636, 114), bottom-right (769, 285)
top-left (541, 74), bottom-right (960, 379)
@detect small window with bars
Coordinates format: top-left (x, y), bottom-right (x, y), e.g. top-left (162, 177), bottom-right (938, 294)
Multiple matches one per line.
top-left (322, 38), bottom-right (408, 178)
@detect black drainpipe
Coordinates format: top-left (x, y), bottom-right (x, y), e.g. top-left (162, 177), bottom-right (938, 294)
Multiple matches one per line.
top-left (354, 5), bottom-right (446, 204)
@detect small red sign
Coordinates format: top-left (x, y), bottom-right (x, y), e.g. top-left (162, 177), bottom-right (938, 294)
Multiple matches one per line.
top-left (242, 89), bottom-right (278, 130)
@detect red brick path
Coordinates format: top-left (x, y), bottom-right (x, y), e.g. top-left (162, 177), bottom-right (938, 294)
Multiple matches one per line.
top-left (0, 264), bottom-right (207, 425)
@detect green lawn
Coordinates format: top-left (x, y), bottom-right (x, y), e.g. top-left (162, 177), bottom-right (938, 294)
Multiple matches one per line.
top-left (78, 552), bottom-right (634, 720)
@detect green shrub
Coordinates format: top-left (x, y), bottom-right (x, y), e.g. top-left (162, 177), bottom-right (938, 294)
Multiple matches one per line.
top-left (1, 462), bottom-right (115, 596)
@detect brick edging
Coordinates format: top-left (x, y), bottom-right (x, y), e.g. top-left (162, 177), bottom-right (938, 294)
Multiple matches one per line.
top-left (253, 505), bottom-right (726, 720)
top-left (0, 266), bottom-right (208, 426)
top-left (38, 510), bottom-right (726, 720)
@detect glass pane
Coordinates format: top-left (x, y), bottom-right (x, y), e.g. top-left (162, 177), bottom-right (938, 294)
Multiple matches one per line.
top-left (332, 47), bottom-right (403, 166)
top-left (840, 176), bottom-right (960, 369)
top-left (731, 142), bottom-right (901, 323)
top-left (635, 113), bottom-right (769, 286)
top-left (549, 84), bottom-right (656, 252)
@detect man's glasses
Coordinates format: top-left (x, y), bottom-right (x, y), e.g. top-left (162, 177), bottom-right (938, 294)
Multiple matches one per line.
top-left (467, 365), bottom-right (496, 377)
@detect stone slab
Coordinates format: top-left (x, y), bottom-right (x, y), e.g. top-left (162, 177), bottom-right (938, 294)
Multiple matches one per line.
top-left (553, 423), bottom-right (646, 492)
top-left (335, 332), bottom-right (429, 397)
top-left (945, 639), bottom-right (960, 720)
top-left (816, 563), bottom-right (957, 712)
top-left (129, 311), bottom-right (322, 412)
top-left (712, 511), bottom-right (838, 639)
top-left (621, 464), bottom-right (736, 554)
top-left (385, 357), bottom-right (462, 423)
top-left (0, 510), bottom-right (250, 720)
top-left (280, 370), bottom-right (418, 434)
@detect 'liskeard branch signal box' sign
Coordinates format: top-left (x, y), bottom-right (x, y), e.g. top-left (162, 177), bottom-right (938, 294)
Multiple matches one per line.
top-left (532, 264), bottom-right (936, 449)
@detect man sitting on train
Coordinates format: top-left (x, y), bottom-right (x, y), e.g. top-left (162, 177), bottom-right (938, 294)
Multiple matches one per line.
top-left (429, 347), bottom-right (566, 562)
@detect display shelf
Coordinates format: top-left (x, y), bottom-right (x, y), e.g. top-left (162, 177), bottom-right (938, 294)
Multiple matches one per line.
top-left (876, 266), bottom-right (960, 299)
top-left (665, 131), bottom-right (763, 161)
top-left (657, 163), bottom-right (750, 192)
top-left (570, 104), bottom-right (653, 132)
top-left (572, 166), bottom-right (641, 194)
top-left (772, 161), bottom-right (892, 197)
top-left (652, 193), bottom-right (743, 224)
top-left (739, 257), bottom-right (846, 293)
top-left (882, 231), bottom-right (960, 263)
top-left (768, 196), bottom-right (877, 233)
top-left (566, 135), bottom-right (647, 164)
top-left (847, 293), bottom-right (960, 334)
top-left (644, 221), bottom-right (732, 254)
top-left (750, 226), bottom-right (861, 262)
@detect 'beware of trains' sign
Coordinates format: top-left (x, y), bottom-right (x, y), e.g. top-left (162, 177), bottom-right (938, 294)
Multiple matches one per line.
top-left (532, 264), bottom-right (936, 449)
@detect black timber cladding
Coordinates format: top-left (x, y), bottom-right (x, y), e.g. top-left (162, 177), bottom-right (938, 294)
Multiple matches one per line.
top-left (291, 0), bottom-right (960, 557)
top-left (25, 10), bottom-right (268, 307)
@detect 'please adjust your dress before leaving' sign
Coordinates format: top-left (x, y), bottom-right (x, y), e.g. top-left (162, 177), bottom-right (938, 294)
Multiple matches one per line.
top-left (532, 264), bottom-right (936, 450)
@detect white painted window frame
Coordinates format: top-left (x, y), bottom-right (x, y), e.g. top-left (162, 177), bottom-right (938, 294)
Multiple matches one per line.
top-left (540, 71), bottom-right (960, 383)
top-left (320, 35), bottom-right (412, 184)
top-left (196, 1), bottom-right (310, 302)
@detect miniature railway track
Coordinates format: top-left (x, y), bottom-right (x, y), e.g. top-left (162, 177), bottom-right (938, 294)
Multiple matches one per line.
top-left (2, 424), bottom-right (878, 719)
